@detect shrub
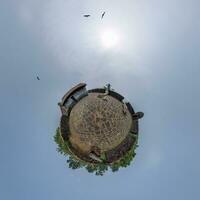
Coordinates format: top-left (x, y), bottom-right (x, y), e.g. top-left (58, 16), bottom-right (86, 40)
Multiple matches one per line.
top-left (54, 128), bottom-right (138, 175)
top-left (54, 128), bottom-right (70, 155)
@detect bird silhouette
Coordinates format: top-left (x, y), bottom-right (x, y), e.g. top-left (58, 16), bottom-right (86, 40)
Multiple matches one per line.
top-left (101, 12), bottom-right (106, 19)
top-left (83, 14), bottom-right (90, 17)
top-left (37, 76), bottom-right (40, 80)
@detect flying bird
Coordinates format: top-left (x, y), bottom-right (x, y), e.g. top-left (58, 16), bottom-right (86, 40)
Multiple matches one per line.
top-left (83, 14), bottom-right (90, 17)
top-left (37, 76), bottom-right (40, 80)
top-left (101, 12), bottom-right (106, 19)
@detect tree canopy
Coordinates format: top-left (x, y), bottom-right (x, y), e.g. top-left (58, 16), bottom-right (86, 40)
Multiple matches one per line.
top-left (54, 128), bottom-right (138, 175)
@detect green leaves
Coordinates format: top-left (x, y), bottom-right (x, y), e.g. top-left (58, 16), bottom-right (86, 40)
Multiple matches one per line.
top-left (86, 163), bottom-right (108, 176)
top-left (100, 153), bottom-right (107, 161)
top-left (54, 128), bottom-right (70, 155)
top-left (54, 127), bottom-right (138, 175)
top-left (110, 146), bottom-right (136, 172)
top-left (67, 157), bottom-right (83, 169)
top-left (110, 163), bottom-right (119, 172)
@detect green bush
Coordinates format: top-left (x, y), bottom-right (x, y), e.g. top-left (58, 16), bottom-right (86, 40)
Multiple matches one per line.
top-left (54, 128), bottom-right (70, 155)
top-left (54, 128), bottom-right (138, 175)
top-left (110, 146), bottom-right (136, 172)
top-left (67, 156), bottom-right (84, 169)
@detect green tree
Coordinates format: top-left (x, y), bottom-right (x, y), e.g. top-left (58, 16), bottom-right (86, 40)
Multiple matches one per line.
top-left (67, 156), bottom-right (83, 169)
top-left (54, 128), bottom-right (138, 175)
top-left (54, 128), bottom-right (70, 155)
top-left (86, 164), bottom-right (97, 173)
top-left (110, 163), bottom-right (119, 172)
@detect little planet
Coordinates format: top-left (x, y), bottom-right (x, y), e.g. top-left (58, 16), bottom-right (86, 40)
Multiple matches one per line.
top-left (54, 83), bottom-right (144, 175)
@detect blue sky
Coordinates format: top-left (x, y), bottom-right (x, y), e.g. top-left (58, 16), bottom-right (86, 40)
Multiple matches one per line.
top-left (0, 0), bottom-right (200, 199)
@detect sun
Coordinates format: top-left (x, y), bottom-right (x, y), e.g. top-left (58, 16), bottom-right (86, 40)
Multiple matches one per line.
top-left (100, 28), bottom-right (121, 48)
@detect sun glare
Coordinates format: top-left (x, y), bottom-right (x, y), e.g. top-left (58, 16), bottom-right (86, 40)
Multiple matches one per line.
top-left (100, 29), bottom-right (121, 48)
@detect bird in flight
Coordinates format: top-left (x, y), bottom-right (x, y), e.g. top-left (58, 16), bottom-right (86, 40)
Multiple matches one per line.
top-left (37, 76), bottom-right (40, 80)
top-left (101, 12), bottom-right (106, 19)
top-left (83, 14), bottom-right (90, 17)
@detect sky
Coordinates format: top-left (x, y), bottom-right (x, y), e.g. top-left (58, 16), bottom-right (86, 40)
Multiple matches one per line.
top-left (0, 0), bottom-right (200, 199)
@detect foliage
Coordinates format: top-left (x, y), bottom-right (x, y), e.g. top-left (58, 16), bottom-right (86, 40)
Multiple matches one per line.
top-left (54, 128), bottom-right (138, 175)
top-left (54, 128), bottom-right (70, 155)
top-left (67, 156), bottom-right (85, 169)
top-left (110, 145), bottom-right (137, 172)
top-left (85, 163), bottom-right (108, 176)
top-left (100, 153), bottom-right (107, 161)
